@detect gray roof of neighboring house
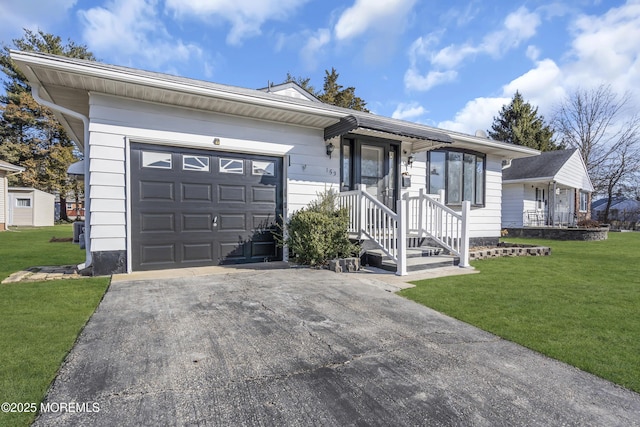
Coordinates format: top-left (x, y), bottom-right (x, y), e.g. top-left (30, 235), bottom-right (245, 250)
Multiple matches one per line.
top-left (502, 148), bottom-right (577, 181)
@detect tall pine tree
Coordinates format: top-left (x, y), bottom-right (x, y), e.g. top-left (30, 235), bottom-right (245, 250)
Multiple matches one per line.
top-left (285, 68), bottom-right (369, 112)
top-left (488, 91), bottom-right (558, 151)
top-left (0, 29), bottom-right (95, 220)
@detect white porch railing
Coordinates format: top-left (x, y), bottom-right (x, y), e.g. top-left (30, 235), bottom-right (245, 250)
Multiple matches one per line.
top-left (337, 186), bottom-right (406, 274)
top-left (338, 186), bottom-right (470, 275)
top-left (406, 189), bottom-right (470, 268)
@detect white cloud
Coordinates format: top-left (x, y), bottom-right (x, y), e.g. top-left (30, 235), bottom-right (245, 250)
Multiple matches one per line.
top-left (502, 58), bottom-right (565, 114)
top-left (300, 28), bottom-right (331, 69)
top-left (334, 0), bottom-right (417, 41)
top-left (438, 58), bottom-right (565, 134)
top-left (0, 0), bottom-right (77, 41)
top-left (404, 69), bottom-right (457, 91)
top-left (79, 0), bottom-right (202, 69)
top-left (526, 45), bottom-right (541, 61)
top-left (165, 0), bottom-right (309, 45)
top-left (392, 102), bottom-right (428, 120)
top-left (438, 97), bottom-right (510, 134)
top-left (564, 0), bottom-right (640, 98)
top-left (433, 7), bottom-right (541, 68)
top-left (407, 6), bottom-right (541, 92)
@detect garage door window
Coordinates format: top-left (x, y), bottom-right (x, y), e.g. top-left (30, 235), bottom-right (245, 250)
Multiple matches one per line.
top-left (183, 155), bottom-right (210, 172)
top-left (142, 151), bottom-right (172, 169)
top-left (219, 158), bottom-right (243, 174)
top-left (252, 160), bottom-right (275, 176)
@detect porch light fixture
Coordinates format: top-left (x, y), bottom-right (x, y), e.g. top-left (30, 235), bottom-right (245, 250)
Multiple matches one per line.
top-left (326, 142), bottom-right (335, 158)
top-left (407, 155), bottom-right (415, 167)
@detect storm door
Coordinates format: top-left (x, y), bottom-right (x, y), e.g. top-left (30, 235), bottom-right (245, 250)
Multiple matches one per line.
top-left (341, 138), bottom-right (399, 211)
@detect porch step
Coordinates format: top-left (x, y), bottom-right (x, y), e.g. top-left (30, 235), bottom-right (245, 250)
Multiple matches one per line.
top-left (364, 246), bottom-right (459, 272)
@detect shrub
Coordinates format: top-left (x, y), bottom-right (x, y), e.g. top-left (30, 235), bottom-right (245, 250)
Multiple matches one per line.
top-left (277, 190), bottom-right (358, 266)
top-left (577, 219), bottom-right (602, 228)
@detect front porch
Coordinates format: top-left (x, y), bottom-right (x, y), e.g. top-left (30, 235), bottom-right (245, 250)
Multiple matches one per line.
top-left (338, 185), bottom-right (471, 275)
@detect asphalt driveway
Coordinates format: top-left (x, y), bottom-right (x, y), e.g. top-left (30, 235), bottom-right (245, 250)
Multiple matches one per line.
top-left (36, 267), bottom-right (640, 426)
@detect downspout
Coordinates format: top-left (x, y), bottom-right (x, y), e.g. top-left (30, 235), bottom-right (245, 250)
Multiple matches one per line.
top-left (31, 84), bottom-right (92, 269)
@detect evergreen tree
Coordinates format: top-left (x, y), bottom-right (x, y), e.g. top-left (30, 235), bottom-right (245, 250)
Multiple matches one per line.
top-left (488, 91), bottom-right (558, 151)
top-left (285, 68), bottom-right (369, 112)
top-left (0, 29), bottom-right (95, 220)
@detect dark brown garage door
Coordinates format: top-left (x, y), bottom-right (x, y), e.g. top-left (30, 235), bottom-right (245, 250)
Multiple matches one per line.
top-left (130, 143), bottom-right (283, 271)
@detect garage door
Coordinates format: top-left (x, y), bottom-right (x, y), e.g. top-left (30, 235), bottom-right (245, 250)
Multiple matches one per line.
top-left (130, 143), bottom-right (283, 271)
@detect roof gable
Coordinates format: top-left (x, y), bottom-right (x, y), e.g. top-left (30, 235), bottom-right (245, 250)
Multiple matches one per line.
top-left (503, 149), bottom-right (593, 191)
top-left (258, 82), bottom-right (321, 102)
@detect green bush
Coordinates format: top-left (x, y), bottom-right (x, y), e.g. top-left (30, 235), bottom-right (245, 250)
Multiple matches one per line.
top-left (278, 191), bottom-right (358, 266)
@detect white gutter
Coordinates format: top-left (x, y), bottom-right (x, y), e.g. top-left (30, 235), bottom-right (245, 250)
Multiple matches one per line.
top-left (6, 169), bottom-right (24, 177)
top-left (31, 84), bottom-right (92, 270)
top-left (10, 50), bottom-right (346, 121)
top-left (447, 132), bottom-right (541, 157)
top-left (503, 176), bottom-right (556, 185)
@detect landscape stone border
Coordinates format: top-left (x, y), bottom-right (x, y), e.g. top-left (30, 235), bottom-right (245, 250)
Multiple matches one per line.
top-left (469, 243), bottom-right (551, 260)
top-left (505, 227), bottom-right (608, 241)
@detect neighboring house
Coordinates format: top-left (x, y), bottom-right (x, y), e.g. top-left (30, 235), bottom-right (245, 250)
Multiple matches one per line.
top-left (592, 198), bottom-right (640, 228)
top-left (502, 149), bottom-right (594, 228)
top-left (55, 192), bottom-right (85, 220)
top-left (0, 160), bottom-right (25, 231)
top-left (7, 187), bottom-right (55, 227)
top-left (11, 51), bottom-right (539, 275)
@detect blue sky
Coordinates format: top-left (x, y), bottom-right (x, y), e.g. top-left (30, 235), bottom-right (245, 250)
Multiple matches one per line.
top-left (1, 0), bottom-right (639, 135)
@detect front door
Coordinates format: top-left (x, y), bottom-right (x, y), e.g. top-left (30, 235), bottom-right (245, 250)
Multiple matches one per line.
top-left (360, 144), bottom-right (397, 209)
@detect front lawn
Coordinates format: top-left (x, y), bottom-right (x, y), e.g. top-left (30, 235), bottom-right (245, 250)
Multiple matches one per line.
top-left (400, 232), bottom-right (640, 394)
top-left (0, 225), bottom-right (110, 427)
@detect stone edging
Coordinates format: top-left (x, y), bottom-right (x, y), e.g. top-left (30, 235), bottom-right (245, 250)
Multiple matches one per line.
top-left (469, 244), bottom-right (551, 260)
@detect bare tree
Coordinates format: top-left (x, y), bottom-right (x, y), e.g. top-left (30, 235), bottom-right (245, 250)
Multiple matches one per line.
top-left (553, 84), bottom-right (640, 222)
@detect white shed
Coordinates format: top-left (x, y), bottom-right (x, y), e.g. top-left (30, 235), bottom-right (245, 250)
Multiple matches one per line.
top-left (0, 160), bottom-right (25, 231)
top-left (8, 187), bottom-right (55, 227)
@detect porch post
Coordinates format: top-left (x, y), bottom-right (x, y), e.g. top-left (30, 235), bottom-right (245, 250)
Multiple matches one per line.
top-left (418, 187), bottom-right (425, 237)
top-left (396, 197), bottom-right (408, 276)
top-left (459, 201), bottom-right (471, 268)
top-left (358, 184), bottom-right (366, 239)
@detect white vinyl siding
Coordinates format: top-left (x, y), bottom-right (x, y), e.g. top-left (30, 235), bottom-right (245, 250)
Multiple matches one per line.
top-left (502, 184), bottom-right (525, 227)
top-left (87, 94), bottom-right (339, 255)
top-left (554, 151), bottom-right (594, 191)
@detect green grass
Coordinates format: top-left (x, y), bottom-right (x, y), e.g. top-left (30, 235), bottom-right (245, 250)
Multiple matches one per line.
top-left (0, 225), bottom-right (110, 427)
top-left (400, 232), bottom-right (640, 394)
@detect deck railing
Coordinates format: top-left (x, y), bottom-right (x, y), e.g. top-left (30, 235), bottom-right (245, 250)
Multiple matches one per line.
top-left (338, 186), bottom-right (470, 275)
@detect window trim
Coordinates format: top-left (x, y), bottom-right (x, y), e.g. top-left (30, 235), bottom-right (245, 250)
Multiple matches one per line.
top-left (16, 198), bottom-right (32, 208)
top-left (427, 148), bottom-right (486, 208)
top-left (579, 190), bottom-right (589, 212)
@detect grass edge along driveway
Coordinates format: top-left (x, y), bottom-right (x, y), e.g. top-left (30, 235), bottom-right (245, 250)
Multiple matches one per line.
top-left (400, 232), bottom-right (640, 395)
top-left (0, 225), bottom-right (110, 427)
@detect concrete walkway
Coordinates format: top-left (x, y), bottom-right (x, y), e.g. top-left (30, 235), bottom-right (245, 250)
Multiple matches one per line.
top-left (36, 267), bottom-right (640, 426)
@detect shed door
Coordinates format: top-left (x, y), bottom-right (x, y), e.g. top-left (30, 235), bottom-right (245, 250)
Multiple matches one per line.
top-left (130, 144), bottom-right (283, 271)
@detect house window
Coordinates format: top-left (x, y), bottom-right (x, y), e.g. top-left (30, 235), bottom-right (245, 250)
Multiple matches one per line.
top-left (580, 191), bottom-right (589, 212)
top-left (427, 150), bottom-right (485, 206)
top-left (16, 198), bottom-right (31, 207)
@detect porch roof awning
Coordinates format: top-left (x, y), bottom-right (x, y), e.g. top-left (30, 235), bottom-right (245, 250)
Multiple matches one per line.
top-left (324, 115), bottom-right (453, 149)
